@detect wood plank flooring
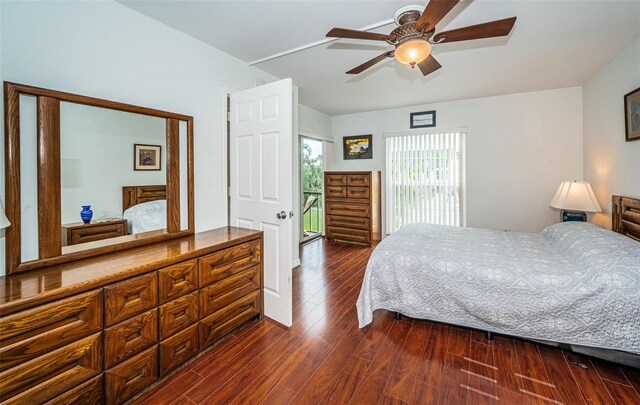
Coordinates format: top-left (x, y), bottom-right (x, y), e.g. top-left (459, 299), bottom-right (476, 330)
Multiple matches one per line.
top-left (133, 239), bottom-right (640, 405)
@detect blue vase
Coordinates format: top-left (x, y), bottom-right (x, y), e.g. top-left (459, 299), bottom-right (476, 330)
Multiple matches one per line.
top-left (80, 205), bottom-right (93, 224)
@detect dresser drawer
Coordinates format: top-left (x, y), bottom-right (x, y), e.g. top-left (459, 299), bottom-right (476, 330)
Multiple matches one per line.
top-left (159, 291), bottom-right (198, 340)
top-left (199, 239), bottom-right (260, 287)
top-left (45, 375), bottom-right (103, 405)
top-left (159, 324), bottom-right (198, 377)
top-left (199, 290), bottom-right (260, 349)
top-left (326, 202), bottom-right (370, 218)
top-left (104, 308), bottom-right (158, 369)
top-left (325, 173), bottom-right (347, 186)
top-left (347, 186), bottom-right (370, 199)
top-left (0, 289), bottom-right (102, 371)
top-left (326, 226), bottom-right (371, 244)
top-left (105, 273), bottom-right (158, 327)
top-left (326, 215), bottom-right (370, 231)
top-left (347, 173), bottom-right (370, 187)
top-left (0, 332), bottom-right (102, 405)
top-left (199, 265), bottom-right (260, 318)
top-left (67, 222), bottom-right (127, 246)
top-left (158, 259), bottom-right (197, 304)
top-left (325, 186), bottom-right (346, 198)
top-left (105, 346), bottom-right (158, 405)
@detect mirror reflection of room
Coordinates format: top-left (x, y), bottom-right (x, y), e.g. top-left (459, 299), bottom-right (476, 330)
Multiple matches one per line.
top-left (60, 102), bottom-right (167, 246)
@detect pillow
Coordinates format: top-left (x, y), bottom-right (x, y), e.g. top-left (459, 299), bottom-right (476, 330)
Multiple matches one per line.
top-left (542, 222), bottom-right (640, 265)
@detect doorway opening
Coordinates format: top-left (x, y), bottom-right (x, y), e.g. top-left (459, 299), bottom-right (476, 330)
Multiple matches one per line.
top-left (300, 136), bottom-right (323, 243)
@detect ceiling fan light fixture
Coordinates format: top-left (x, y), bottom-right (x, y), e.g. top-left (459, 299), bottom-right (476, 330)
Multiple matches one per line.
top-left (394, 38), bottom-right (431, 66)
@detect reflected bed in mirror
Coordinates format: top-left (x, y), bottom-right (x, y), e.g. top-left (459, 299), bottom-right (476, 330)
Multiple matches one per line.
top-left (4, 82), bottom-right (194, 274)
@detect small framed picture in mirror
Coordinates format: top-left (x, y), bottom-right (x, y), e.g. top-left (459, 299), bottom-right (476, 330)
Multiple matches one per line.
top-left (134, 144), bottom-right (162, 171)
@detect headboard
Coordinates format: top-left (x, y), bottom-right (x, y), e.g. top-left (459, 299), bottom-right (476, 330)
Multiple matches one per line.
top-left (612, 195), bottom-right (640, 242)
top-left (122, 185), bottom-right (167, 212)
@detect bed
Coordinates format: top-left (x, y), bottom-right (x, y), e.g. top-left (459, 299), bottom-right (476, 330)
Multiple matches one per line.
top-left (356, 195), bottom-right (640, 364)
top-left (121, 185), bottom-right (167, 234)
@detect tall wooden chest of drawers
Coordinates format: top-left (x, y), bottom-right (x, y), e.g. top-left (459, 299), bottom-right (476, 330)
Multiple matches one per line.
top-left (324, 171), bottom-right (381, 245)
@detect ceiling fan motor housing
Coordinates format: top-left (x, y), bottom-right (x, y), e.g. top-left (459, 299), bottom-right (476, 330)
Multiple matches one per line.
top-left (390, 6), bottom-right (435, 45)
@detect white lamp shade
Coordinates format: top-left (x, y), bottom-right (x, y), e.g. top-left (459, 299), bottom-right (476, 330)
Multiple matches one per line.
top-left (0, 203), bottom-right (10, 229)
top-left (550, 181), bottom-right (602, 212)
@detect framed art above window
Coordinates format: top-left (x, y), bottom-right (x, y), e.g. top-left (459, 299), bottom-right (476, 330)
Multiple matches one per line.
top-left (624, 87), bottom-right (640, 142)
top-left (410, 110), bottom-right (436, 129)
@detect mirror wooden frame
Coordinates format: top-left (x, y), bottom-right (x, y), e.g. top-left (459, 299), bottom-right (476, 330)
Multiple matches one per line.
top-left (3, 82), bottom-right (195, 274)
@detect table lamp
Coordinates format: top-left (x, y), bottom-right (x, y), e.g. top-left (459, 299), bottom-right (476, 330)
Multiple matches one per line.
top-left (549, 180), bottom-right (601, 222)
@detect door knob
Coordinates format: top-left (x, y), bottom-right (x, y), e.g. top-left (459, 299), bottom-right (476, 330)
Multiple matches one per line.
top-left (276, 211), bottom-right (287, 219)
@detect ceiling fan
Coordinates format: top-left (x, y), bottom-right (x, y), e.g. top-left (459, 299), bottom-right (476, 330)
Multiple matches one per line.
top-left (326, 0), bottom-right (517, 76)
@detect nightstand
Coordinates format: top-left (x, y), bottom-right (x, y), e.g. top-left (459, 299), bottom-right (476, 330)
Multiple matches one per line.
top-left (62, 218), bottom-right (128, 246)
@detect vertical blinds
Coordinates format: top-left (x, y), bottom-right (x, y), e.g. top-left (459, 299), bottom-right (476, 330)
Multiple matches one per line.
top-left (385, 129), bottom-right (465, 233)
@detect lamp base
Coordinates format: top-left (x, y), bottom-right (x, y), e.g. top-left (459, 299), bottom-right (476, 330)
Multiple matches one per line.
top-left (561, 210), bottom-right (587, 222)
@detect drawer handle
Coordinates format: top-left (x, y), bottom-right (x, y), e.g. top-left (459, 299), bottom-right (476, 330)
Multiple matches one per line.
top-left (174, 308), bottom-right (188, 319)
top-left (172, 275), bottom-right (187, 284)
top-left (174, 342), bottom-right (188, 355)
top-left (125, 292), bottom-right (141, 303)
top-left (124, 331), bottom-right (141, 343)
top-left (126, 370), bottom-right (145, 387)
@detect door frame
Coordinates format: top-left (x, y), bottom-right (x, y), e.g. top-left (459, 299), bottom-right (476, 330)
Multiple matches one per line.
top-left (221, 85), bottom-right (236, 226)
top-left (298, 130), bottom-right (333, 244)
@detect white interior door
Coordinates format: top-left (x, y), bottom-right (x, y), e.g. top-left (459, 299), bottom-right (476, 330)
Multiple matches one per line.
top-left (230, 78), bottom-right (293, 327)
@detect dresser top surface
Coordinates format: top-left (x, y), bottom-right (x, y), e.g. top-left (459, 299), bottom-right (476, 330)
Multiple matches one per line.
top-left (0, 227), bottom-right (262, 315)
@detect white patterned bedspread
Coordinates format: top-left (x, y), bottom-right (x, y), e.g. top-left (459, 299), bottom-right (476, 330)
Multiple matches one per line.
top-left (356, 222), bottom-right (640, 354)
top-left (122, 199), bottom-right (167, 234)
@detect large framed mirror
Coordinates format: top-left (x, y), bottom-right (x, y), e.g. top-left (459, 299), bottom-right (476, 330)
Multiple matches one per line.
top-left (4, 82), bottom-right (194, 274)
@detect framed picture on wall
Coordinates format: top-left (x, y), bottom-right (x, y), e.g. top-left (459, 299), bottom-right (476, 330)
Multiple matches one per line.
top-left (343, 135), bottom-right (373, 160)
top-left (134, 144), bottom-right (162, 170)
top-left (410, 110), bottom-right (436, 128)
top-left (624, 87), bottom-right (640, 142)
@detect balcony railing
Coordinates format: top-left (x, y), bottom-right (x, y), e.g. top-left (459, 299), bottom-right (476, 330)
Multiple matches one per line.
top-left (303, 191), bottom-right (322, 238)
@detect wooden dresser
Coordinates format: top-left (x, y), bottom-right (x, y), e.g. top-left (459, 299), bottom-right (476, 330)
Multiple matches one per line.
top-left (0, 227), bottom-right (263, 405)
top-left (324, 171), bottom-right (381, 245)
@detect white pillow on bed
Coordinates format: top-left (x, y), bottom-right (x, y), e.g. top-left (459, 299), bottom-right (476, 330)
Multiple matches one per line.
top-left (122, 199), bottom-right (167, 235)
top-left (542, 221), bottom-right (640, 264)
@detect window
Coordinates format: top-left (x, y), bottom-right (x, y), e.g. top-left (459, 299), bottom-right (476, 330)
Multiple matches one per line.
top-left (385, 128), bottom-right (465, 233)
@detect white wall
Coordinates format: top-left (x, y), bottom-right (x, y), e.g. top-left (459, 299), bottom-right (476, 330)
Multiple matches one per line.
top-left (299, 104), bottom-right (332, 138)
top-left (60, 103), bottom-right (166, 224)
top-left (583, 39), bottom-right (640, 228)
top-left (0, 0), bottom-right (279, 275)
top-left (331, 87), bottom-right (584, 234)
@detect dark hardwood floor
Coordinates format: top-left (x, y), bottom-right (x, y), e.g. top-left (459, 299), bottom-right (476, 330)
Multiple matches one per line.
top-left (134, 238), bottom-right (640, 405)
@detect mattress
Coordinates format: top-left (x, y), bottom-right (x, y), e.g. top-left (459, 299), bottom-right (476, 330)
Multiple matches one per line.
top-left (356, 222), bottom-right (640, 355)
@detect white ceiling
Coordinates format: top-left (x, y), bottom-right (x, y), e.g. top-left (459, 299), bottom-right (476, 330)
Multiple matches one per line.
top-left (119, 0), bottom-right (640, 115)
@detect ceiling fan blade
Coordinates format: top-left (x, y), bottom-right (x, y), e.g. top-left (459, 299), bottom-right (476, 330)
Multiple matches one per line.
top-left (327, 27), bottom-right (393, 42)
top-left (433, 17), bottom-right (517, 43)
top-left (417, 54), bottom-right (442, 76)
top-left (416, 0), bottom-right (460, 31)
top-left (346, 52), bottom-right (393, 74)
